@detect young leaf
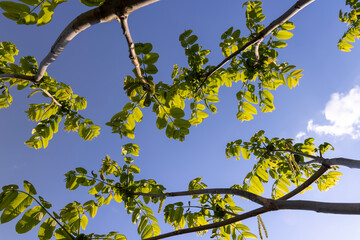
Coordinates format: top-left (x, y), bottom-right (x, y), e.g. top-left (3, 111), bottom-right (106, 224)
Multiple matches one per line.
top-left (1, 192), bottom-right (33, 223)
top-left (23, 181), bottom-right (37, 195)
top-left (15, 206), bottom-right (46, 234)
top-left (38, 218), bottom-right (57, 240)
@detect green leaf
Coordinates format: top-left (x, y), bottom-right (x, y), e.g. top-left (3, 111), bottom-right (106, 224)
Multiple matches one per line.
top-left (145, 64), bottom-right (158, 74)
top-left (133, 107), bottom-right (143, 122)
top-left (242, 231), bottom-right (257, 239)
top-left (240, 147), bottom-right (250, 160)
top-left (174, 119), bottom-right (191, 128)
top-left (196, 110), bottom-right (209, 119)
top-left (236, 111), bottom-right (253, 121)
top-left (141, 224), bottom-right (153, 239)
top-left (0, 191), bottom-right (18, 211)
top-left (275, 30), bottom-right (293, 40)
top-left (256, 167), bottom-right (269, 182)
top-left (18, 0), bottom-right (42, 5)
top-left (276, 181), bottom-right (289, 193)
top-left (38, 196), bottom-right (52, 209)
top-left (271, 41), bottom-right (287, 48)
top-left (142, 43), bottom-right (153, 54)
top-left (207, 95), bottom-right (219, 103)
top-left (88, 182), bottom-right (104, 195)
top-left (54, 228), bottom-right (72, 240)
top-left (23, 181), bottom-right (37, 195)
top-left (281, 22), bottom-right (295, 30)
top-left (1, 192), bottom-right (33, 223)
top-left (80, 215), bottom-right (88, 230)
top-left (37, 1), bottom-right (55, 26)
top-left (170, 107), bottom-right (185, 118)
top-left (250, 176), bottom-right (264, 194)
top-left (38, 218), bottom-right (56, 240)
top-left (0, 1), bottom-right (30, 13)
top-left (129, 165), bottom-right (140, 173)
top-left (20, 12), bottom-right (37, 25)
top-left (143, 53), bottom-right (159, 65)
top-left (244, 91), bottom-right (259, 104)
top-left (79, 0), bottom-right (105, 7)
top-left (137, 215), bottom-right (148, 234)
top-left (242, 102), bottom-right (257, 115)
top-left (15, 206), bottom-right (46, 234)
top-left (114, 192), bottom-right (122, 203)
top-left (187, 35), bottom-right (198, 45)
top-left (338, 39), bottom-right (353, 52)
top-left (114, 234), bottom-right (127, 240)
top-left (75, 167), bottom-right (87, 175)
top-left (156, 117), bottom-right (167, 130)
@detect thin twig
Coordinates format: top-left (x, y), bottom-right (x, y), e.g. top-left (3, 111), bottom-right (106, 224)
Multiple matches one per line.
top-left (41, 89), bottom-right (62, 107)
top-left (119, 15), bottom-right (149, 88)
top-left (0, 74), bottom-right (62, 106)
top-left (196, 0), bottom-right (315, 92)
top-left (16, 190), bottom-right (75, 240)
top-left (134, 188), bottom-right (270, 206)
top-left (267, 149), bottom-right (317, 159)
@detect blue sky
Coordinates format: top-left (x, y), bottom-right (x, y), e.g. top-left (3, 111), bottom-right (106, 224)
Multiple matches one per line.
top-left (1, 0), bottom-right (360, 239)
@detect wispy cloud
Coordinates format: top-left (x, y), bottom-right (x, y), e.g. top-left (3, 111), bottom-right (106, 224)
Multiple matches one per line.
top-left (306, 86), bottom-right (360, 139)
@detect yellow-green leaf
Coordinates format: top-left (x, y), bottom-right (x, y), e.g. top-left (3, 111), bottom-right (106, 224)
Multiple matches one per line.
top-left (276, 30), bottom-right (293, 40)
top-left (1, 192), bottom-right (33, 223)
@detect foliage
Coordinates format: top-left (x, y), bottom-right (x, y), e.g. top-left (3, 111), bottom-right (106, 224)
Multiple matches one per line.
top-left (0, 42), bottom-right (100, 149)
top-left (0, 0), bottom-right (358, 240)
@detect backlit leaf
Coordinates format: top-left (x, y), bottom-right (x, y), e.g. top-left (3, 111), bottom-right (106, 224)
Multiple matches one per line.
top-left (15, 206), bottom-right (46, 234)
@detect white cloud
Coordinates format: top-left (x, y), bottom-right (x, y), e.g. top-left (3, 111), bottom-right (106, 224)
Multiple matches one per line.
top-left (295, 131), bottom-right (306, 140)
top-left (307, 86), bottom-right (360, 139)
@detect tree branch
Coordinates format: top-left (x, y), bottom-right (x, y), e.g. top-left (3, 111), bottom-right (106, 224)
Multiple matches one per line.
top-left (300, 157), bottom-right (360, 169)
top-left (145, 164), bottom-right (328, 240)
top-left (135, 188), bottom-right (271, 206)
top-left (34, 0), bottom-right (160, 83)
top-left (279, 164), bottom-right (329, 200)
top-left (271, 199), bottom-right (360, 214)
top-left (119, 15), bottom-right (149, 87)
top-left (0, 74), bottom-right (36, 82)
top-left (268, 149), bottom-right (318, 159)
top-left (196, 0), bottom-right (315, 92)
top-left (34, 5), bottom-right (118, 82)
top-left (0, 74), bottom-right (62, 106)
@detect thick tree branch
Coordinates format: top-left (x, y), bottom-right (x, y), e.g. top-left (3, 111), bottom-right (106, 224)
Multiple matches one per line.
top-left (145, 164), bottom-right (328, 240)
top-left (196, 0), bottom-right (315, 92)
top-left (271, 199), bottom-right (360, 214)
top-left (34, 0), bottom-right (159, 83)
top-left (34, 5), bottom-right (118, 82)
top-left (300, 157), bottom-right (360, 169)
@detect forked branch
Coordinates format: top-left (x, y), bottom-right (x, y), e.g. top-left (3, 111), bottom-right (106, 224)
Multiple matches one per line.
top-left (196, 0), bottom-right (315, 92)
top-left (144, 164), bottom-right (329, 240)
